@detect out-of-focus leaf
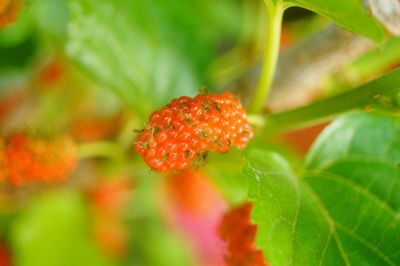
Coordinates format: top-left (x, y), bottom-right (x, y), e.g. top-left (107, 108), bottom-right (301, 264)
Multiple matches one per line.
top-left (324, 38), bottom-right (400, 93)
top-left (31, 0), bottom-right (69, 40)
top-left (67, 0), bottom-right (241, 115)
top-left (305, 112), bottom-right (400, 168)
top-left (347, 38), bottom-right (400, 77)
top-left (125, 168), bottom-right (197, 266)
top-left (246, 112), bottom-right (400, 265)
top-left (127, 218), bottom-right (198, 266)
top-left (11, 190), bottom-right (113, 266)
top-left (0, 34), bottom-right (36, 70)
top-left (0, 5), bottom-right (33, 47)
top-left (0, 4), bottom-right (37, 70)
top-left (271, 0), bottom-right (385, 42)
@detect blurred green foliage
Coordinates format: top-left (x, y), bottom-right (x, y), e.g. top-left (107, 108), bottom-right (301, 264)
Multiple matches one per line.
top-left (67, 0), bottom-right (242, 116)
top-left (11, 191), bottom-right (113, 266)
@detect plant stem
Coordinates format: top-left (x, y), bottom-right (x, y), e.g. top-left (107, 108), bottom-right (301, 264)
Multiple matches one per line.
top-left (249, 2), bottom-right (284, 114)
top-left (78, 141), bottom-right (125, 161)
top-left (262, 68), bottom-right (400, 134)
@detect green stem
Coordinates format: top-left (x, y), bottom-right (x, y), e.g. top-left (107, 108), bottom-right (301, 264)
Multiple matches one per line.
top-left (249, 2), bottom-right (285, 114)
top-left (262, 68), bottom-right (400, 134)
top-left (78, 141), bottom-right (125, 161)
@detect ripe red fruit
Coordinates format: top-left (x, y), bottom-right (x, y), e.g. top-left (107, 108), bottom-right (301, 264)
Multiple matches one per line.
top-left (134, 92), bottom-right (254, 172)
top-left (1, 133), bottom-right (77, 185)
top-left (219, 203), bottom-right (268, 266)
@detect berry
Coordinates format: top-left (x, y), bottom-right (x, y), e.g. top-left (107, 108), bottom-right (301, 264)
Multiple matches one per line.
top-left (134, 92), bottom-right (254, 172)
top-left (219, 203), bottom-right (268, 266)
top-left (2, 133), bottom-right (77, 185)
top-left (39, 60), bottom-right (63, 85)
top-left (89, 178), bottom-right (131, 257)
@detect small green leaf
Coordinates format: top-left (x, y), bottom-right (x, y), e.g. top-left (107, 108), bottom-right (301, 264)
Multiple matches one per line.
top-left (246, 112), bottom-right (400, 265)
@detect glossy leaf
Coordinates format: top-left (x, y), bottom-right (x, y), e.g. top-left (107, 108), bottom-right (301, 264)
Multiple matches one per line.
top-left (246, 112), bottom-right (400, 265)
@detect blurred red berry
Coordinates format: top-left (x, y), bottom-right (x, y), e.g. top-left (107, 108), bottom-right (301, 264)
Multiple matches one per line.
top-left (89, 178), bottom-right (132, 216)
top-left (2, 133), bottom-right (77, 185)
top-left (89, 178), bottom-right (132, 257)
top-left (0, 0), bottom-right (21, 28)
top-left (0, 90), bottom-right (25, 124)
top-left (0, 242), bottom-right (12, 266)
top-left (38, 60), bottom-right (64, 85)
top-left (134, 91), bottom-right (253, 172)
top-left (0, 140), bottom-right (7, 182)
top-left (219, 203), bottom-right (268, 266)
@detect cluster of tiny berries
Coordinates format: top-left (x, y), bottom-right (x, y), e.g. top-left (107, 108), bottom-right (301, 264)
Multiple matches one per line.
top-left (219, 203), bottom-right (268, 266)
top-left (134, 92), bottom-right (254, 172)
top-left (0, 133), bottom-right (77, 185)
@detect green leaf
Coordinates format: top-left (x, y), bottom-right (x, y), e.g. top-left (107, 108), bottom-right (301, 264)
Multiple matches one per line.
top-left (66, 0), bottom-right (240, 115)
top-left (11, 190), bottom-right (113, 266)
top-left (263, 68), bottom-right (400, 134)
top-left (272, 0), bottom-right (385, 42)
top-left (246, 112), bottom-right (400, 265)
top-left (205, 149), bottom-right (249, 205)
top-left (305, 112), bottom-right (400, 169)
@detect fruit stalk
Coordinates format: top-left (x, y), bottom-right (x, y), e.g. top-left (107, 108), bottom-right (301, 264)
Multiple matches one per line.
top-left (249, 1), bottom-right (285, 114)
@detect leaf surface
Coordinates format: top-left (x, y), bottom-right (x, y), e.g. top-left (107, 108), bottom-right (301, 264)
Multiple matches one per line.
top-left (67, 0), bottom-right (240, 114)
top-left (246, 112), bottom-right (400, 265)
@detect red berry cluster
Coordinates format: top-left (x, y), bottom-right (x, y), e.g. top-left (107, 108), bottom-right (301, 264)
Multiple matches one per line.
top-left (219, 203), bottom-right (268, 266)
top-left (0, 133), bottom-right (77, 185)
top-left (134, 92), bottom-right (253, 172)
